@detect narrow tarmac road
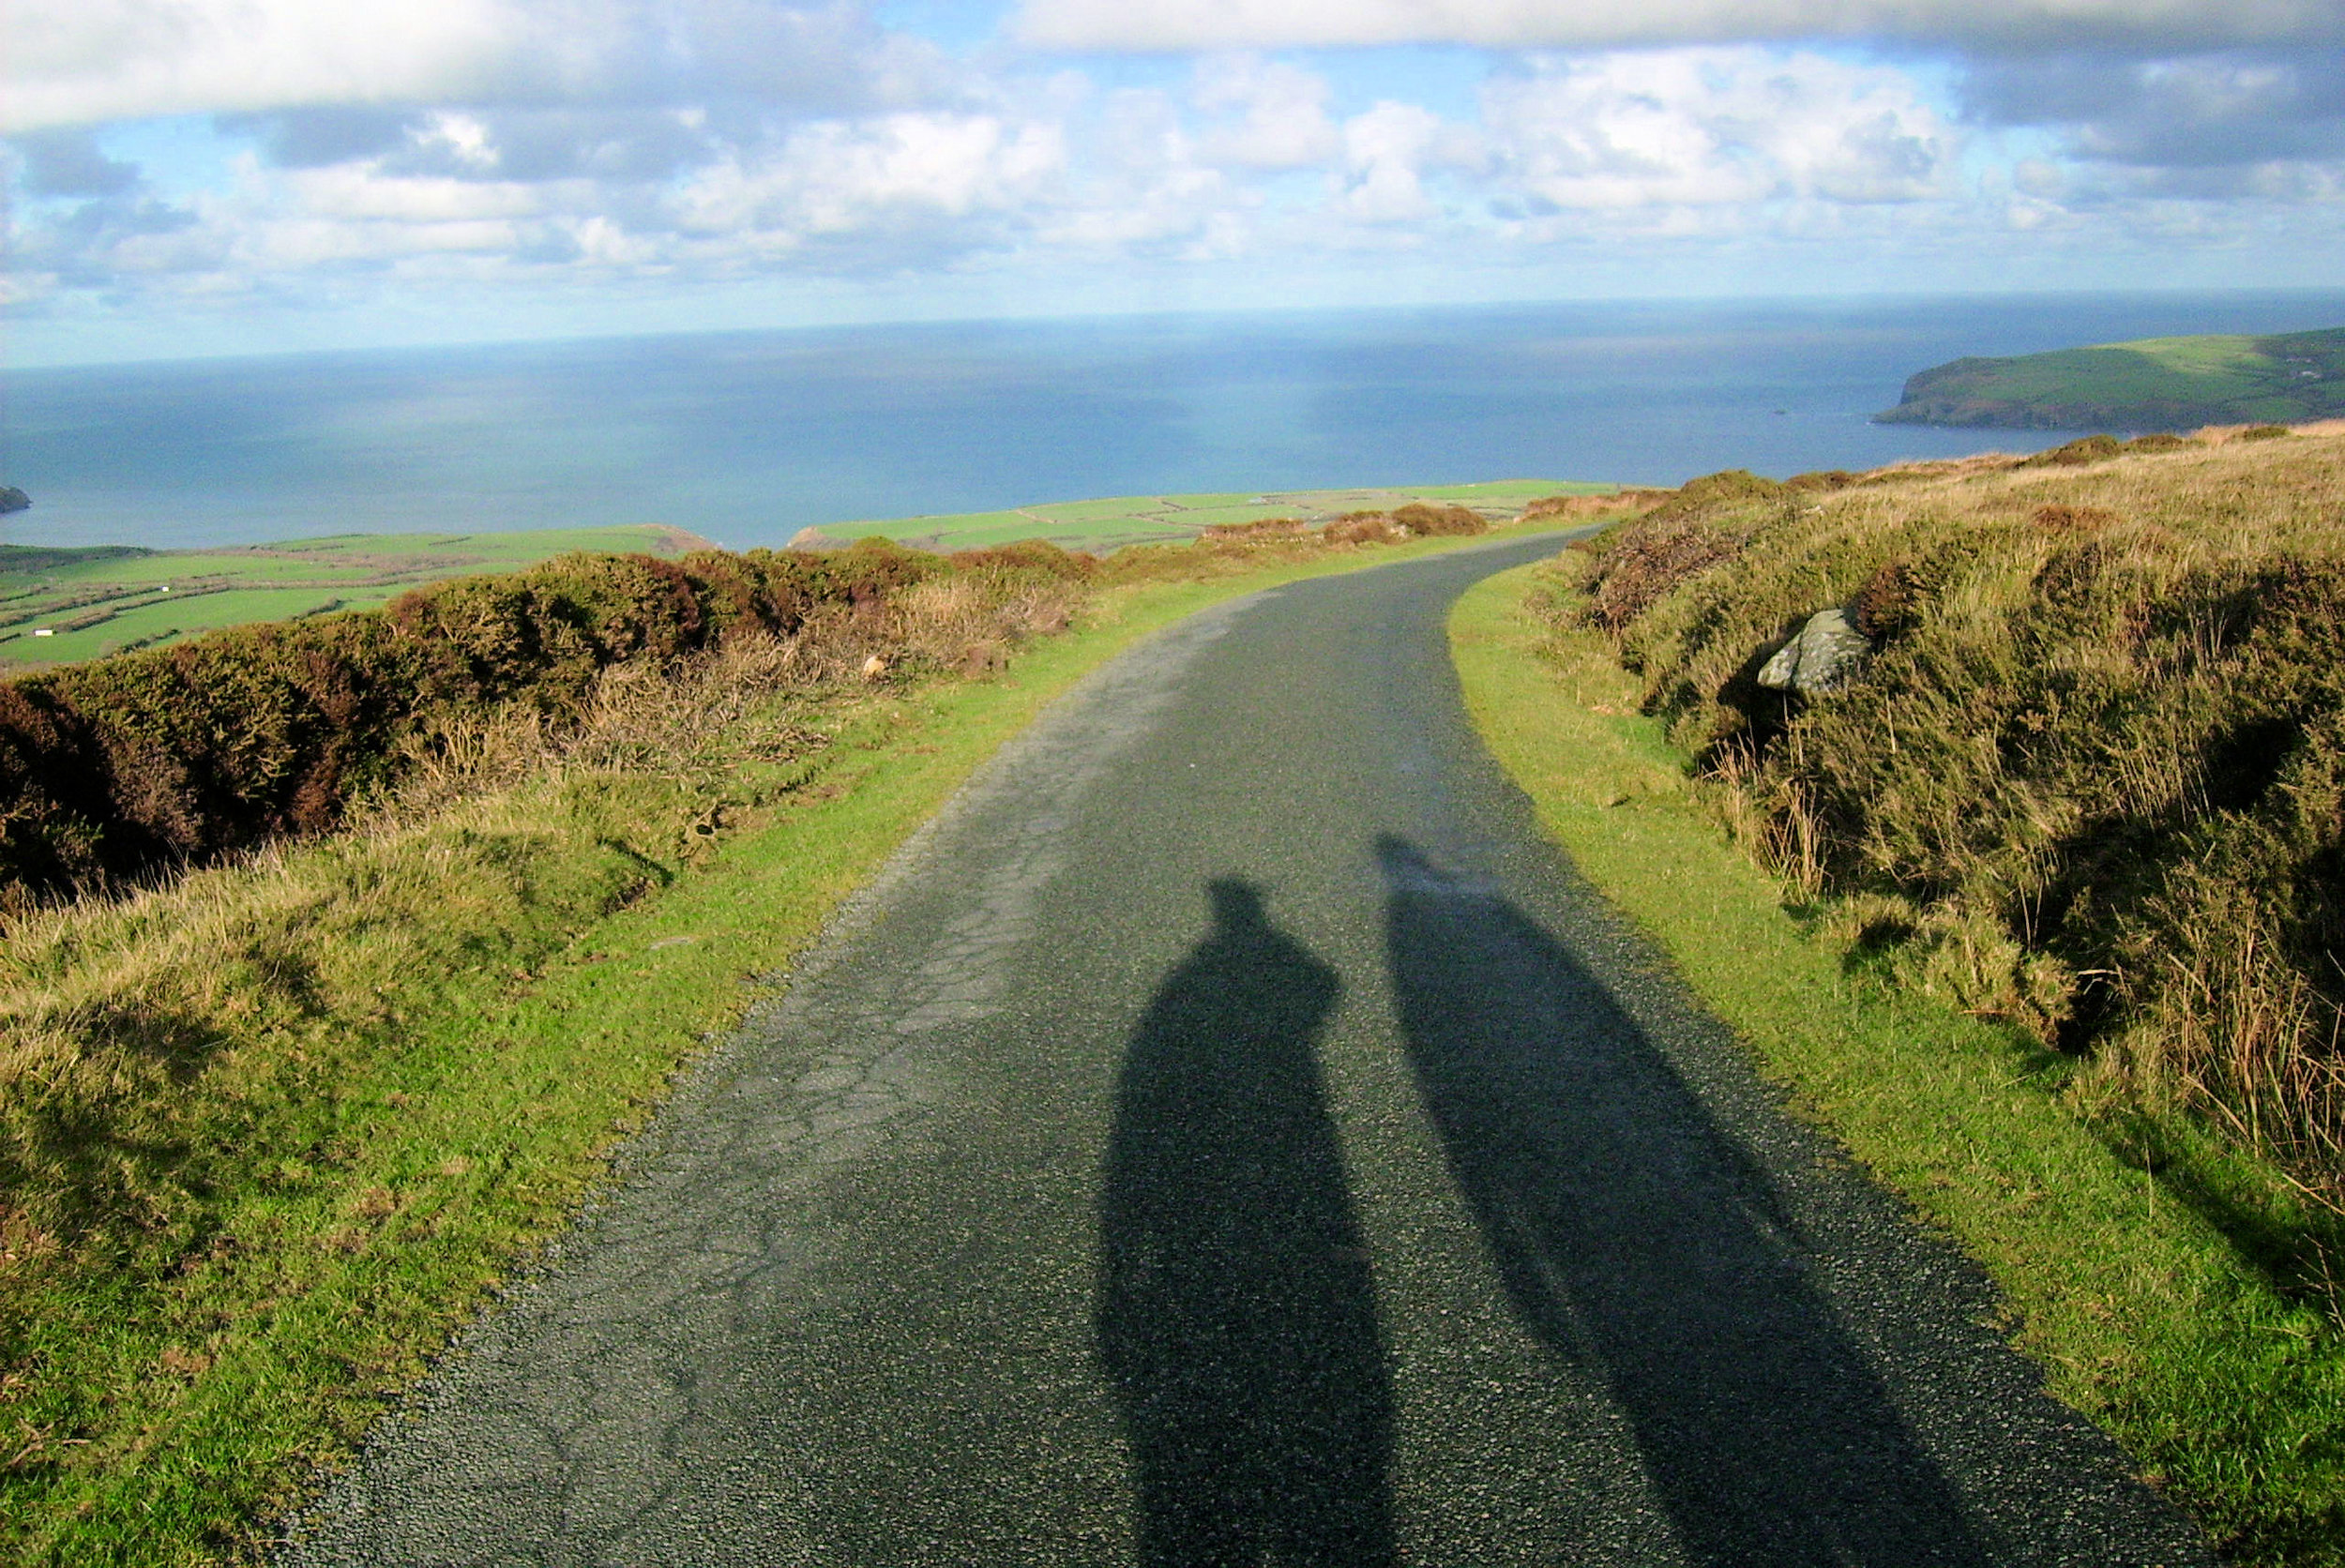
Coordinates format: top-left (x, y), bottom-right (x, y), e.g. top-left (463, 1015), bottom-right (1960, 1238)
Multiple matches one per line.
top-left (286, 536), bottom-right (2216, 1566)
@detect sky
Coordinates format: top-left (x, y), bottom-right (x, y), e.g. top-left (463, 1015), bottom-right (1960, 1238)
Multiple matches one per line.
top-left (6, 0), bottom-right (2343, 367)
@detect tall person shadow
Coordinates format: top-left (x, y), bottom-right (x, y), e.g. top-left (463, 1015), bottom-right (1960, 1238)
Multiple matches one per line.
top-left (1097, 879), bottom-right (1397, 1568)
top-left (1377, 836), bottom-right (1995, 1567)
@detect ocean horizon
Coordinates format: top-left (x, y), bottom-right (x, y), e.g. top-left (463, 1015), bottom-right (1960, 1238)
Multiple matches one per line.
top-left (8, 289), bottom-right (2345, 553)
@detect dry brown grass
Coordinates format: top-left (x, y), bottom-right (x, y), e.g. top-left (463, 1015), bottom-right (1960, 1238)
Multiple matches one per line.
top-left (1566, 425), bottom-right (2345, 1202)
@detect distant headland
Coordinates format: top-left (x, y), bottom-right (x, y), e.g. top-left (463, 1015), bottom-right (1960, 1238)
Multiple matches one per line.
top-left (1876, 326), bottom-right (2345, 430)
top-left (0, 487), bottom-right (29, 515)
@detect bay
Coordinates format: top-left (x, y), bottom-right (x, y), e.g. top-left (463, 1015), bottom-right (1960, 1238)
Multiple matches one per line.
top-left (6, 290), bottom-right (2343, 552)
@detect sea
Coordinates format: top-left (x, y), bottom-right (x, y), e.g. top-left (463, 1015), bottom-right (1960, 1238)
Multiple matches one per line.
top-left (7, 290), bottom-right (2343, 553)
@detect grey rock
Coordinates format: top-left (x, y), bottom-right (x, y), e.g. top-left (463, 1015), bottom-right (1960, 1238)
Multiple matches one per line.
top-left (1757, 607), bottom-right (1871, 694)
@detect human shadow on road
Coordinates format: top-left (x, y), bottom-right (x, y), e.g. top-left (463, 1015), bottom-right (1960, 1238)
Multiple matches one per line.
top-left (1378, 836), bottom-right (1993, 1567)
top-left (1097, 879), bottom-right (1395, 1568)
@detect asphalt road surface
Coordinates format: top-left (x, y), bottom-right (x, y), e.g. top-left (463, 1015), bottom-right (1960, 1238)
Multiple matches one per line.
top-left (284, 535), bottom-right (2217, 1567)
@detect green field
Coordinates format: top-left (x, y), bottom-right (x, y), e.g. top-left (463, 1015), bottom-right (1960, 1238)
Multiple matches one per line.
top-left (0, 481), bottom-right (1611, 672)
top-left (0, 525), bottom-right (711, 673)
top-left (1878, 325), bottom-right (2345, 430)
top-left (808, 478), bottom-right (1603, 553)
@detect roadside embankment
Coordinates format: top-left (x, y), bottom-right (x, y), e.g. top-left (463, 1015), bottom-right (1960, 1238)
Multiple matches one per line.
top-left (0, 501), bottom-right (1600, 1565)
top-left (1569, 427), bottom-right (2345, 1213)
top-left (1452, 425), bottom-right (2345, 1562)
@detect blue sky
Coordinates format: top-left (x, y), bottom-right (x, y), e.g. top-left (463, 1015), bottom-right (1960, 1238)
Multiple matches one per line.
top-left (7, 0), bottom-right (2342, 366)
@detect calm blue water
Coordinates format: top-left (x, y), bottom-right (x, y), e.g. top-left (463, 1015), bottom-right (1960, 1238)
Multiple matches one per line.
top-left (7, 291), bottom-right (2344, 551)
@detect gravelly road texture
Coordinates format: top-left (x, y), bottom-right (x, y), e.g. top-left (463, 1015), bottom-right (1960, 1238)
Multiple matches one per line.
top-left (282, 535), bottom-right (2218, 1567)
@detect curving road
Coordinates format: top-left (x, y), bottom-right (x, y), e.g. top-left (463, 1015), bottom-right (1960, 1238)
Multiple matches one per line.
top-left (285, 535), bottom-right (2215, 1567)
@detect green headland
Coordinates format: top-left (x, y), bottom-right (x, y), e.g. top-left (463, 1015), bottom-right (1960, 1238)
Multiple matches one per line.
top-left (1876, 325), bottom-right (2345, 430)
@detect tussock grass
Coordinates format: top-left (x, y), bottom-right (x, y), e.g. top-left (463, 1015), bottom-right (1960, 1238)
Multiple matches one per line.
top-left (1563, 425), bottom-right (2345, 1296)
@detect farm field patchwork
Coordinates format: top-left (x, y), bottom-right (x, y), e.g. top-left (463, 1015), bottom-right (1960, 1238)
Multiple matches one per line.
top-left (0, 525), bottom-right (711, 673)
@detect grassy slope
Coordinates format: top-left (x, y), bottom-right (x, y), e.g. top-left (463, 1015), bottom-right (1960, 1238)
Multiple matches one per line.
top-left (1880, 327), bottom-right (2345, 430)
top-left (822, 478), bottom-right (1607, 553)
top-left (1452, 564), bottom-right (2345, 1565)
top-left (0, 526), bottom-right (709, 672)
top-left (1, 522), bottom-right (1573, 1566)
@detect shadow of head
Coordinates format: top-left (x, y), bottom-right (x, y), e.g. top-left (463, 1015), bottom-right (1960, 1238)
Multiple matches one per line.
top-left (1205, 875), bottom-right (1265, 931)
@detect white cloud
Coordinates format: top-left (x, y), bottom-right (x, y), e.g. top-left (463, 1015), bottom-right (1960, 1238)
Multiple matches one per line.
top-left (2, 0), bottom-right (910, 133)
top-left (1013, 0), bottom-right (2342, 55)
top-left (1191, 56), bottom-right (1340, 169)
top-left (283, 165), bottom-right (548, 224)
top-left (1337, 102), bottom-right (1461, 222)
top-left (6, 0), bottom-right (530, 131)
top-left (673, 113), bottom-right (1066, 241)
top-left (1480, 50), bottom-right (1950, 213)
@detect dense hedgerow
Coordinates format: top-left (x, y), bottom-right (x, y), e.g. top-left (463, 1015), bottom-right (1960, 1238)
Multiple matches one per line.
top-left (0, 538), bottom-right (1092, 911)
top-left (1565, 428), bottom-right (2345, 1195)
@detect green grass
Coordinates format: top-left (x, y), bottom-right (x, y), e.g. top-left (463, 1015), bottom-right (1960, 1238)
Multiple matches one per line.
top-left (1880, 325), bottom-right (2345, 430)
top-left (0, 520), bottom-right (1576, 1565)
top-left (0, 526), bottom-right (710, 672)
top-left (1452, 561), bottom-right (2345, 1565)
top-left (822, 478), bottom-right (1608, 553)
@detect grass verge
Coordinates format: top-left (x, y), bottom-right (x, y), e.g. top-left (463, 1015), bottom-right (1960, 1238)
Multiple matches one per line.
top-left (1451, 561), bottom-right (2345, 1566)
top-left (0, 522), bottom-right (1567, 1565)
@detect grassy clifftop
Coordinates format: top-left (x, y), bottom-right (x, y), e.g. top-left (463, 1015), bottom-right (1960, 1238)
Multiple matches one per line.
top-left (1878, 326), bottom-right (2345, 430)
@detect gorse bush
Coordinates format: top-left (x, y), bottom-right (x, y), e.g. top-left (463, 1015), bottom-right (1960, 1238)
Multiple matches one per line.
top-left (1388, 502), bottom-right (1488, 537)
top-left (0, 538), bottom-right (1093, 912)
top-left (1566, 430), bottom-right (2345, 1198)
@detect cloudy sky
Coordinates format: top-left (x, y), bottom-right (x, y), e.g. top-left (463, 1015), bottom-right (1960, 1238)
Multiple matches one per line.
top-left (7, 0), bottom-right (2342, 365)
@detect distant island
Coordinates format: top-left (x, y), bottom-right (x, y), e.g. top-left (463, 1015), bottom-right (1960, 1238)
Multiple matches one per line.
top-left (1876, 325), bottom-right (2345, 430)
top-left (0, 487), bottom-right (28, 515)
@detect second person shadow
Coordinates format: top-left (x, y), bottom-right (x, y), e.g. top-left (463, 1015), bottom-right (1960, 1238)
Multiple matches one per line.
top-left (1378, 836), bottom-right (1996, 1567)
top-left (1097, 879), bottom-right (1396, 1568)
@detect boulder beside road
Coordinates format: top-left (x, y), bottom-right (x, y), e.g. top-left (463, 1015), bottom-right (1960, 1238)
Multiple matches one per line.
top-left (1757, 608), bottom-right (1871, 694)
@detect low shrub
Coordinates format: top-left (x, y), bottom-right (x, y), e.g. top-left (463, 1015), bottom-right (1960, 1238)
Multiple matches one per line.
top-left (1389, 502), bottom-right (1488, 537)
top-left (1200, 516), bottom-right (1311, 544)
top-left (1643, 467), bottom-right (1792, 518)
top-left (0, 540), bottom-right (967, 911)
top-left (1323, 514), bottom-right (1404, 545)
top-left (2023, 434), bottom-right (2126, 467)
